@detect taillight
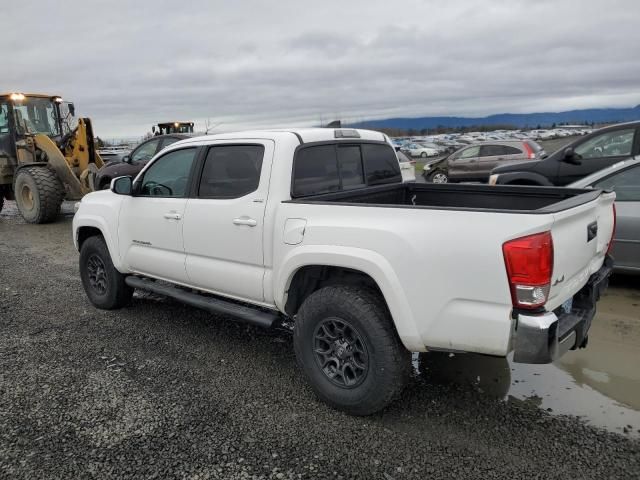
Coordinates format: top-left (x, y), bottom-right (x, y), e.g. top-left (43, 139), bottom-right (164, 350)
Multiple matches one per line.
top-left (522, 142), bottom-right (536, 159)
top-left (503, 231), bottom-right (554, 309)
top-left (606, 203), bottom-right (616, 255)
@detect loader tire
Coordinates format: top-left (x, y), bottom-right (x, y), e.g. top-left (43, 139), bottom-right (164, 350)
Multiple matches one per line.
top-left (13, 166), bottom-right (64, 224)
top-left (293, 286), bottom-right (411, 415)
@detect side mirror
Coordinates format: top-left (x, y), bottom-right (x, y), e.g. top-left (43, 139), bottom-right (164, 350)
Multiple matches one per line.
top-left (152, 126), bottom-right (156, 133)
top-left (122, 154), bottom-right (131, 164)
top-left (111, 176), bottom-right (132, 195)
top-left (562, 147), bottom-right (581, 165)
top-left (68, 103), bottom-right (75, 116)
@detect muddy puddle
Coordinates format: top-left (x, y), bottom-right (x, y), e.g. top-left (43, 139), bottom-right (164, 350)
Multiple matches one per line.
top-left (417, 277), bottom-right (640, 437)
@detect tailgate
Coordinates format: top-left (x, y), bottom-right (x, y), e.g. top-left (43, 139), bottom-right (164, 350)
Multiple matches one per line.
top-left (546, 191), bottom-right (616, 310)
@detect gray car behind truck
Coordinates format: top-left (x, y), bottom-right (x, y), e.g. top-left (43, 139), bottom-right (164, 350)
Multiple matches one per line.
top-left (423, 140), bottom-right (544, 183)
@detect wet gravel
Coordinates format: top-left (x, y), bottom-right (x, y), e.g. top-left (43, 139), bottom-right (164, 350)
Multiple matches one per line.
top-left (1, 207), bottom-right (639, 479)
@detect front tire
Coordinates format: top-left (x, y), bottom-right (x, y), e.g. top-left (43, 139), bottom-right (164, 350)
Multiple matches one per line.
top-left (429, 171), bottom-right (449, 184)
top-left (80, 236), bottom-right (133, 309)
top-left (293, 286), bottom-right (410, 415)
top-left (13, 166), bottom-right (64, 223)
top-left (420, 152), bottom-right (427, 158)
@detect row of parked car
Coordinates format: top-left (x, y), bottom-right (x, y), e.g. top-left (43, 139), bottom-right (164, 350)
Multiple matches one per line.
top-left (394, 121), bottom-right (639, 274)
top-left (393, 127), bottom-right (592, 159)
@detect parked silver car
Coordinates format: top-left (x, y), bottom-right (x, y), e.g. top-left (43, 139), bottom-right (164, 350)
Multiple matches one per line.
top-left (570, 158), bottom-right (640, 274)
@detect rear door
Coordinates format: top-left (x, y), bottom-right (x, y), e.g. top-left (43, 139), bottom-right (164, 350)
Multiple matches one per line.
top-left (555, 127), bottom-right (638, 185)
top-left (592, 163), bottom-right (640, 271)
top-left (182, 141), bottom-right (274, 303)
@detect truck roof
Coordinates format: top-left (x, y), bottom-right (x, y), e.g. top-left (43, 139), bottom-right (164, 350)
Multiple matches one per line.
top-left (178, 128), bottom-right (387, 146)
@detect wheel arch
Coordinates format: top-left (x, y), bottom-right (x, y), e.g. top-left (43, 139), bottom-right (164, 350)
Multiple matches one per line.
top-left (74, 218), bottom-right (124, 271)
top-left (276, 246), bottom-right (424, 351)
top-left (495, 171), bottom-right (553, 186)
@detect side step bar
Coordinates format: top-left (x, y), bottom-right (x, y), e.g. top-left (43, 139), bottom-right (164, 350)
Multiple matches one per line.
top-left (125, 276), bottom-right (280, 329)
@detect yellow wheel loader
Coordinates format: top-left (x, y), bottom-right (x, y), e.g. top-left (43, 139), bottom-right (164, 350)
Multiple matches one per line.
top-left (0, 92), bottom-right (103, 223)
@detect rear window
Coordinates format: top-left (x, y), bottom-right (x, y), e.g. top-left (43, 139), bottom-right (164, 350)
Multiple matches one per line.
top-left (292, 143), bottom-right (401, 197)
top-left (362, 144), bottom-right (402, 185)
top-left (526, 141), bottom-right (543, 152)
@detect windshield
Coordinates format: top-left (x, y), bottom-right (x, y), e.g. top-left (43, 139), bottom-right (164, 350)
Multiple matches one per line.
top-left (12, 97), bottom-right (60, 136)
top-left (159, 124), bottom-right (193, 134)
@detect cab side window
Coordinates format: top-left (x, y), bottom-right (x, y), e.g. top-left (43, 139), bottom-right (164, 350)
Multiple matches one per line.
top-left (132, 139), bottom-right (161, 163)
top-left (593, 164), bottom-right (640, 201)
top-left (139, 148), bottom-right (197, 197)
top-left (575, 129), bottom-right (635, 159)
top-left (198, 145), bottom-right (264, 198)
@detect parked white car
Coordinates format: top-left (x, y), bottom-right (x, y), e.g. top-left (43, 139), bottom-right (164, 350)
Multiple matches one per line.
top-left (73, 127), bottom-right (615, 415)
top-left (397, 150), bottom-right (416, 182)
top-left (402, 143), bottom-right (439, 158)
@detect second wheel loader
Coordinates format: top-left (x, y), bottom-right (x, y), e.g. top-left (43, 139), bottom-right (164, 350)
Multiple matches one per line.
top-left (0, 92), bottom-right (103, 223)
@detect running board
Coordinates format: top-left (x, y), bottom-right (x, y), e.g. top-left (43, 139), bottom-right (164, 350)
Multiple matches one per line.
top-left (125, 276), bottom-right (279, 329)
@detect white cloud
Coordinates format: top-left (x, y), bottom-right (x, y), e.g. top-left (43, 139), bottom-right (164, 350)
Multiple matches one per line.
top-left (2, 0), bottom-right (639, 136)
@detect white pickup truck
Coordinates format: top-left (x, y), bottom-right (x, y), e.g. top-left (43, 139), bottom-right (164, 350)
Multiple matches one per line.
top-left (73, 128), bottom-right (615, 415)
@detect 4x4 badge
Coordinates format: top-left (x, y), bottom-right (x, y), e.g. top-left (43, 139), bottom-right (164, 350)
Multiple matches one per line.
top-left (553, 275), bottom-right (565, 286)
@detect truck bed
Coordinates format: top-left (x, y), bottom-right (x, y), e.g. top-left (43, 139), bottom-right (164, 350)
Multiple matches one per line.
top-left (288, 183), bottom-right (602, 214)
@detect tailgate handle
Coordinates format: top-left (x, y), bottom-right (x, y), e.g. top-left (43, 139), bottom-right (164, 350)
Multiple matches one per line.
top-left (587, 221), bottom-right (598, 242)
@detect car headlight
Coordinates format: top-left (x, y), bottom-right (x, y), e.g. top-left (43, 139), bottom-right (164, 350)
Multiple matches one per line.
top-left (423, 164), bottom-right (432, 171)
top-left (488, 174), bottom-right (499, 186)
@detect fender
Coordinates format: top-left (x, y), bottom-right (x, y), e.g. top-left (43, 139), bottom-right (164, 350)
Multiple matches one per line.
top-left (494, 171), bottom-right (554, 186)
top-left (73, 213), bottom-right (125, 272)
top-left (274, 244), bottom-right (424, 351)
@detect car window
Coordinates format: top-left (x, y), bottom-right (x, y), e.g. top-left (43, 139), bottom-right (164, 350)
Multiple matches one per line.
top-left (575, 129), bottom-right (635, 159)
top-left (396, 151), bottom-right (412, 163)
top-left (292, 143), bottom-right (401, 196)
top-left (459, 146), bottom-right (480, 159)
top-left (480, 145), bottom-right (501, 156)
top-left (139, 147), bottom-right (197, 197)
top-left (362, 144), bottom-right (402, 185)
top-left (593, 164), bottom-right (640, 201)
top-left (161, 137), bottom-right (181, 149)
top-left (293, 145), bottom-right (339, 197)
top-left (132, 139), bottom-right (161, 163)
top-left (198, 144), bottom-right (264, 198)
top-left (0, 103), bottom-right (8, 134)
top-left (337, 145), bottom-right (365, 190)
top-left (502, 146), bottom-right (522, 155)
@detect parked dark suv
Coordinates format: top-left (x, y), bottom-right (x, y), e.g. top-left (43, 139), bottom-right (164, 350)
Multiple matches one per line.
top-left (423, 140), bottom-right (544, 183)
top-left (490, 121), bottom-right (640, 186)
top-left (94, 134), bottom-right (189, 190)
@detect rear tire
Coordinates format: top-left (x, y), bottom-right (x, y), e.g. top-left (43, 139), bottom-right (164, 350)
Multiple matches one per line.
top-left (80, 236), bottom-right (133, 309)
top-left (13, 166), bottom-right (64, 223)
top-left (293, 286), bottom-right (410, 415)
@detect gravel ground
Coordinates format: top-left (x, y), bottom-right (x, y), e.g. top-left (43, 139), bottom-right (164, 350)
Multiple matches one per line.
top-left (1, 210), bottom-right (639, 479)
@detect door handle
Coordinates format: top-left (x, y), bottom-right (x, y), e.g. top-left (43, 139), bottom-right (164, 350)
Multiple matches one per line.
top-left (163, 212), bottom-right (182, 220)
top-left (233, 217), bottom-right (257, 227)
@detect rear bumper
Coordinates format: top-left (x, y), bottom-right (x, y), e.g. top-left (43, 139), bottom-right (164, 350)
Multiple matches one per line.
top-left (512, 256), bottom-right (613, 364)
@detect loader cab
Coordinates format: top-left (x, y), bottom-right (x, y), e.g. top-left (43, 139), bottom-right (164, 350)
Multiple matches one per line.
top-left (153, 121), bottom-right (194, 135)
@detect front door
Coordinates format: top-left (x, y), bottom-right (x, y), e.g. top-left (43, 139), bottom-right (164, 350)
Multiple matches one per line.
top-left (118, 146), bottom-right (199, 282)
top-left (556, 127), bottom-right (637, 185)
top-left (182, 141), bottom-right (273, 303)
top-left (448, 145), bottom-right (480, 181)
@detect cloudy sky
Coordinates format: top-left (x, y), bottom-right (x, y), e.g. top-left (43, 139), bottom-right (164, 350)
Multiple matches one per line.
top-left (2, 0), bottom-right (639, 137)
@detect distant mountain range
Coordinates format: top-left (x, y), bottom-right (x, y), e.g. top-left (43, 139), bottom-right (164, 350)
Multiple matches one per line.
top-left (350, 105), bottom-right (640, 130)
